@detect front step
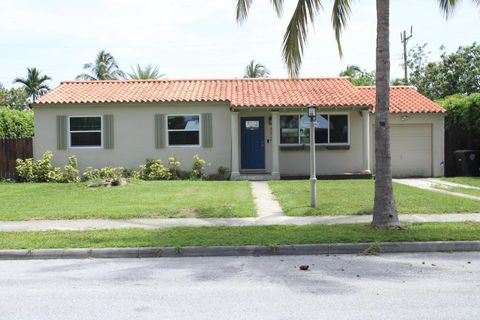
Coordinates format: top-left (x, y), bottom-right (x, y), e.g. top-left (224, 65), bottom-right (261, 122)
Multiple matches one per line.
top-left (234, 174), bottom-right (278, 181)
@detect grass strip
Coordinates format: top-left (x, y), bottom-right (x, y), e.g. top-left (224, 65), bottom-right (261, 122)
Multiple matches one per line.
top-left (1, 222), bottom-right (480, 250)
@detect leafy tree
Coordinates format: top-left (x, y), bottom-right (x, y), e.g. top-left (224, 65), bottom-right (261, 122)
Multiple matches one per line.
top-left (0, 87), bottom-right (29, 110)
top-left (437, 93), bottom-right (480, 132)
top-left (13, 68), bottom-right (51, 102)
top-left (127, 64), bottom-right (165, 80)
top-left (236, 0), bottom-right (473, 227)
top-left (0, 108), bottom-right (34, 138)
top-left (244, 60), bottom-right (270, 78)
top-left (76, 50), bottom-right (125, 80)
top-left (339, 65), bottom-right (375, 86)
top-left (408, 42), bottom-right (480, 100)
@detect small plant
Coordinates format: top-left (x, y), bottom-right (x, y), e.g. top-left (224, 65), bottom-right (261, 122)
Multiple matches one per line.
top-left (121, 168), bottom-right (138, 179)
top-left (60, 155), bottom-right (80, 183)
top-left (359, 242), bottom-right (382, 256)
top-left (138, 159), bottom-right (171, 180)
top-left (81, 166), bottom-right (130, 181)
top-left (218, 166), bottom-right (230, 179)
top-left (167, 156), bottom-right (181, 180)
top-left (190, 154), bottom-right (208, 179)
top-left (16, 151), bottom-right (62, 182)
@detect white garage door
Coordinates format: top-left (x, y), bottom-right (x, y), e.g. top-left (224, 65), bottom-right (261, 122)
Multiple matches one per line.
top-left (390, 124), bottom-right (432, 177)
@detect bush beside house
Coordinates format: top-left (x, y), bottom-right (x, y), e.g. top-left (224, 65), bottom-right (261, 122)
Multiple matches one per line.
top-left (14, 151), bottom-right (217, 183)
top-left (0, 108), bottom-right (34, 138)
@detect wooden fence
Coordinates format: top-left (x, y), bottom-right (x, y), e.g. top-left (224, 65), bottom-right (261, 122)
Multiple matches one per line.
top-left (0, 138), bottom-right (33, 179)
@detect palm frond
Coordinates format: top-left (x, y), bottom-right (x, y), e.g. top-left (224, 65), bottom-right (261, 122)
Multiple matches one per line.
top-left (282, 0), bottom-right (323, 78)
top-left (236, 0), bottom-right (252, 23)
top-left (437, 0), bottom-right (458, 18)
top-left (75, 74), bottom-right (97, 80)
top-left (270, 0), bottom-right (284, 17)
top-left (331, 0), bottom-right (352, 57)
top-left (244, 60), bottom-right (270, 78)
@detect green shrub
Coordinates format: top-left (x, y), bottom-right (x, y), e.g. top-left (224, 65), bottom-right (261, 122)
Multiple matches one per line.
top-left (81, 166), bottom-right (127, 181)
top-left (60, 155), bottom-right (80, 183)
top-left (138, 159), bottom-right (171, 180)
top-left (217, 166), bottom-right (230, 179)
top-left (168, 156), bottom-right (181, 179)
top-left (437, 93), bottom-right (480, 132)
top-left (190, 154), bottom-right (208, 179)
top-left (0, 108), bottom-right (34, 138)
top-left (16, 151), bottom-right (62, 182)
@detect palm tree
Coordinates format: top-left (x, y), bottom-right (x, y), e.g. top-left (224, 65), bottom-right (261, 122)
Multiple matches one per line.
top-left (76, 50), bottom-right (125, 80)
top-left (244, 60), bottom-right (270, 78)
top-left (127, 64), bottom-right (165, 80)
top-left (13, 68), bottom-right (51, 102)
top-left (236, 0), bottom-right (472, 227)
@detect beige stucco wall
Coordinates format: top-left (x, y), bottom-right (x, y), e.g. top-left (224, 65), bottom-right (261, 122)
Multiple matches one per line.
top-left (33, 102), bottom-right (232, 174)
top-left (274, 110), bottom-right (365, 176)
top-left (369, 113), bottom-right (445, 177)
top-left (33, 103), bottom-right (445, 177)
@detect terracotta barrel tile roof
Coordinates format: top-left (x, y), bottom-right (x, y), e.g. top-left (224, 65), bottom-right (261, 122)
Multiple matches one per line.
top-left (33, 77), bottom-right (445, 114)
top-left (357, 86), bottom-right (446, 113)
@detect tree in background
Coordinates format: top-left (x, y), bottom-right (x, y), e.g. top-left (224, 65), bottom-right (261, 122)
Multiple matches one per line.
top-left (339, 65), bottom-right (375, 86)
top-left (437, 93), bottom-right (480, 132)
top-left (0, 108), bottom-right (34, 138)
top-left (127, 64), bottom-right (165, 80)
top-left (408, 42), bottom-right (480, 100)
top-left (13, 68), bottom-right (51, 102)
top-left (76, 50), bottom-right (125, 80)
top-left (243, 60), bottom-right (270, 78)
top-left (0, 87), bottom-right (29, 110)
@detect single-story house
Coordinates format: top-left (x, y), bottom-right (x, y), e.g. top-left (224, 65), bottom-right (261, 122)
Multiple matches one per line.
top-left (32, 77), bottom-right (446, 179)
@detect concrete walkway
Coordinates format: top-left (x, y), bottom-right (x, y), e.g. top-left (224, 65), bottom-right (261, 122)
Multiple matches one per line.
top-left (250, 181), bottom-right (284, 217)
top-left (1, 213), bottom-right (480, 232)
top-left (394, 178), bottom-right (480, 201)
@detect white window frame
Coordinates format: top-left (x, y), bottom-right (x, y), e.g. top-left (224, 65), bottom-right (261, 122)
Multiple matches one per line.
top-left (68, 115), bottom-right (103, 149)
top-left (166, 114), bottom-right (201, 147)
top-left (279, 112), bottom-right (350, 146)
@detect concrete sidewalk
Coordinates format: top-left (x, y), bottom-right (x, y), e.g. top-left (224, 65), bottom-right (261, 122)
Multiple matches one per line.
top-left (1, 213), bottom-right (480, 232)
top-left (394, 178), bottom-right (480, 201)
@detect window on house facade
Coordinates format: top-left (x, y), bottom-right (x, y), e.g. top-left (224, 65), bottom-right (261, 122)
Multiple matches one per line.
top-left (167, 115), bottom-right (200, 146)
top-left (69, 116), bottom-right (102, 147)
top-left (280, 114), bottom-right (349, 145)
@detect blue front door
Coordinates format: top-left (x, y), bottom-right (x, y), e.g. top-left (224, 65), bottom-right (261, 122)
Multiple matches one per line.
top-left (241, 117), bottom-right (265, 169)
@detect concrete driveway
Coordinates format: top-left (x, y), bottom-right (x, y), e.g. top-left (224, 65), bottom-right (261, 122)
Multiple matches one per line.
top-left (0, 253), bottom-right (479, 320)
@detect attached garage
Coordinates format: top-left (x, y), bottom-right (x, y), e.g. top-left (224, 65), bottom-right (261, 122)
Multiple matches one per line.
top-left (390, 124), bottom-right (432, 177)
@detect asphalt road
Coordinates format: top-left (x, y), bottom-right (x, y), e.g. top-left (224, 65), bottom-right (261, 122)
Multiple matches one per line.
top-left (0, 253), bottom-right (479, 320)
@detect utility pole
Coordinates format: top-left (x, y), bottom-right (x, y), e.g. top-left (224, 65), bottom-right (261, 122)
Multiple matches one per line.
top-left (400, 26), bottom-right (413, 83)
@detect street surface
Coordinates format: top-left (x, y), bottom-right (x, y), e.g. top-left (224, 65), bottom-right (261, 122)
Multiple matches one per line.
top-left (0, 252), bottom-right (479, 319)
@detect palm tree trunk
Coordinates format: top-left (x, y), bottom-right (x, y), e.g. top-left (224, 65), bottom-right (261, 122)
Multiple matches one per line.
top-left (372, 0), bottom-right (400, 227)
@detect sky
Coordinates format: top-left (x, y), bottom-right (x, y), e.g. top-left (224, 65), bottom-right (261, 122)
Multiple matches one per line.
top-left (1, 0), bottom-right (479, 88)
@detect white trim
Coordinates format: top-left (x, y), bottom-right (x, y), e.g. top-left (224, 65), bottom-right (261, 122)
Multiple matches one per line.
top-left (166, 114), bottom-right (201, 147)
top-left (279, 112), bottom-right (350, 146)
top-left (67, 115), bottom-right (103, 149)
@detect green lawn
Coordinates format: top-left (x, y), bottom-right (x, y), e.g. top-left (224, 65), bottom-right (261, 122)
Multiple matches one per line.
top-left (269, 180), bottom-right (480, 216)
top-left (0, 222), bottom-right (479, 249)
top-left (0, 180), bottom-right (255, 220)
top-left (441, 177), bottom-right (480, 188)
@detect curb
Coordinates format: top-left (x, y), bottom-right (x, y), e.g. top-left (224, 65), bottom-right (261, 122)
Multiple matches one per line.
top-left (1, 241), bottom-right (480, 260)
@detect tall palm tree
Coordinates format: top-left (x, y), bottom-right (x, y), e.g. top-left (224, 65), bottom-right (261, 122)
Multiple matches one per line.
top-left (236, 0), bottom-right (473, 227)
top-left (76, 50), bottom-right (125, 80)
top-left (13, 68), bottom-right (51, 102)
top-left (244, 60), bottom-right (270, 78)
top-left (127, 64), bottom-right (165, 80)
